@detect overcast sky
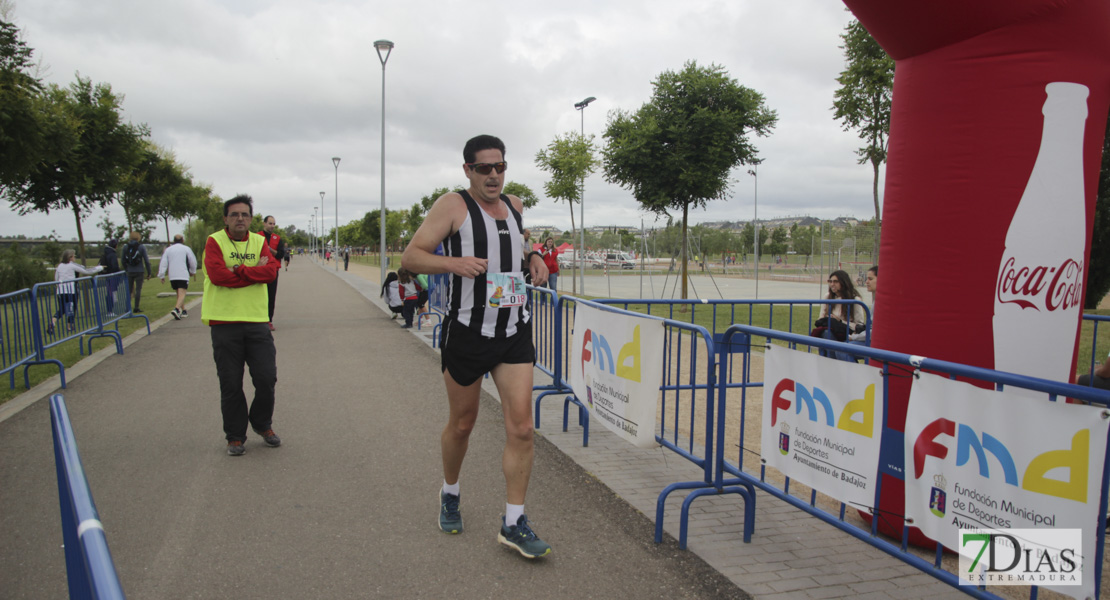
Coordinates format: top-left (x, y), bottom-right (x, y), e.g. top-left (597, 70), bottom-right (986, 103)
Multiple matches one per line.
top-left (2, 0), bottom-right (882, 242)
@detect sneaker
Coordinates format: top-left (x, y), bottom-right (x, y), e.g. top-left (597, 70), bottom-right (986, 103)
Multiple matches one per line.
top-left (180, 309), bottom-right (189, 318)
top-left (227, 441), bottom-right (246, 456)
top-left (268, 322), bottom-right (275, 331)
top-left (498, 515), bottom-right (552, 559)
top-left (254, 428), bottom-right (281, 447)
top-left (439, 491), bottom-right (463, 534)
top-left (400, 324), bottom-right (412, 329)
top-left (391, 313), bottom-right (399, 320)
top-left (171, 307), bottom-right (181, 320)
top-left (134, 308), bottom-right (144, 314)
top-left (46, 322), bottom-right (54, 335)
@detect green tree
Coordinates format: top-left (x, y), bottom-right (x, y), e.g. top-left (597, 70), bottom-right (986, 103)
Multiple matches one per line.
top-left (503, 181), bottom-right (539, 210)
top-left (767, 226), bottom-right (789, 258)
top-left (1086, 114), bottom-right (1110, 308)
top-left (791, 223), bottom-right (818, 267)
top-left (832, 19), bottom-right (894, 260)
top-left (404, 204), bottom-right (423, 242)
top-left (535, 132), bottom-right (599, 292)
top-left (7, 76), bottom-right (147, 264)
top-left (0, 19), bottom-right (45, 190)
top-left (602, 61), bottom-right (777, 298)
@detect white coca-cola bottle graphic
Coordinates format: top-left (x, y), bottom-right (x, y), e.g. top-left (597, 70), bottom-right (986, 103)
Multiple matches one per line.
top-left (993, 82), bottom-right (1089, 382)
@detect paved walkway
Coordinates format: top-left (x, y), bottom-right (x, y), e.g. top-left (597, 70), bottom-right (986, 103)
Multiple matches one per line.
top-left (0, 256), bottom-right (967, 599)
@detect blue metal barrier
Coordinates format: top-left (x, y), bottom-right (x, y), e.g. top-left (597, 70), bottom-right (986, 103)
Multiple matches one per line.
top-left (32, 277), bottom-right (127, 360)
top-left (94, 272), bottom-right (150, 339)
top-left (50, 394), bottom-right (125, 599)
top-left (1, 288), bottom-right (63, 389)
top-left (427, 274), bottom-right (449, 347)
top-left (1082, 313), bottom-right (1110, 385)
top-left (529, 285), bottom-right (570, 428)
top-left (713, 324), bottom-right (1110, 600)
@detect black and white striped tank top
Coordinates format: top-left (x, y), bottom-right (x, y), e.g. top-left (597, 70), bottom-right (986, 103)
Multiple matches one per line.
top-left (444, 191), bottom-right (530, 338)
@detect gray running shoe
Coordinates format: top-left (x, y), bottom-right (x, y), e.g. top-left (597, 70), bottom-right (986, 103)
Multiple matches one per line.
top-left (498, 515), bottom-right (551, 559)
top-left (253, 429), bottom-right (281, 447)
top-left (227, 441), bottom-right (246, 456)
top-left (439, 491), bottom-right (463, 534)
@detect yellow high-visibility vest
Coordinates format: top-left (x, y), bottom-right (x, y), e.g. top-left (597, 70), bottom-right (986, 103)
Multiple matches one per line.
top-left (201, 230), bottom-right (268, 324)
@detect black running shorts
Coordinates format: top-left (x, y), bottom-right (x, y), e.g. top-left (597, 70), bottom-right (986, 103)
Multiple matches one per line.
top-left (440, 317), bottom-right (535, 386)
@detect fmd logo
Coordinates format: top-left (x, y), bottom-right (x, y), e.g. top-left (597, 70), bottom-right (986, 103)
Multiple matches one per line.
top-left (769, 378), bottom-right (876, 438)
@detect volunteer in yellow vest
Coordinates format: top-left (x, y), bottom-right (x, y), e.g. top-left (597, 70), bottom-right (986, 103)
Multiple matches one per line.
top-left (202, 195), bottom-right (282, 457)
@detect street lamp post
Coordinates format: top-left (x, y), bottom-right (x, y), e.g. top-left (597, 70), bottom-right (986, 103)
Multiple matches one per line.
top-left (313, 206), bottom-right (319, 259)
top-left (375, 39), bottom-right (394, 283)
top-left (749, 167), bottom-right (759, 299)
top-left (319, 191), bottom-right (326, 259)
top-left (332, 157), bottom-right (341, 271)
top-left (574, 95), bottom-right (596, 295)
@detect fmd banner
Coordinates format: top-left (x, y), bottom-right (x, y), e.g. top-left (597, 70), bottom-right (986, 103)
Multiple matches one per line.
top-left (570, 304), bottom-right (664, 448)
top-left (761, 346), bottom-right (884, 510)
top-left (905, 372), bottom-right (1108, 600)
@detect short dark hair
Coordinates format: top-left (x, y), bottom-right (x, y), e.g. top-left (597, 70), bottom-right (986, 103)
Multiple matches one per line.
top-left (224, 195), bottom-right (253, 217)
top-left (264, 215), bottom-right (275, 223)
top-left (868, 265), bottom-right (878, 276)
top-left (463, 135), bottom-right (506, 164)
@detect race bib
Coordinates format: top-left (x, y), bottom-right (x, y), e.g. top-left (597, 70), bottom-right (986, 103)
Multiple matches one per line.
top-left (486, 273), bottom-right (526, 308)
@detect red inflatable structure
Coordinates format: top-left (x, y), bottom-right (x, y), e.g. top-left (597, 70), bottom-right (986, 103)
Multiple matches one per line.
top-left (841, 0), bottom-right (1110, 541)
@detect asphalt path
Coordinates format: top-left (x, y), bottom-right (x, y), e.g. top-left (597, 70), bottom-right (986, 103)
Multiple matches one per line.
top-left (0, 258), bottom-right (747, 599)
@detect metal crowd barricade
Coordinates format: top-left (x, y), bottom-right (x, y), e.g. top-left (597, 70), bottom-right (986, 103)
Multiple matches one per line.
top-left (533, 294), bottom-right (591, 441)
top-left (50, 394), bottom-right (125, 600)
top-left (1, 288), bottom-right (63, 389)
top-left (528, 285), bottom-right (569, 427)
top-left (713, 324), bottom-right (1110, 600)
top-left (32, 277), bottom-right (124, 360)
top-left (427, 273), bottom-right (449, 346)
top-left (93, 272), bottom-right (150, 340)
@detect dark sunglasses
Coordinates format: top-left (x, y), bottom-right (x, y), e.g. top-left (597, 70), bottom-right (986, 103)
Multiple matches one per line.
top-left (466, 161), bottom-right (507, 175)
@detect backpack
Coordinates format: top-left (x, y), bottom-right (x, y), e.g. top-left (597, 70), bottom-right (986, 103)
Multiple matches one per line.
top-left (123, 244), bottom-right (143, 267)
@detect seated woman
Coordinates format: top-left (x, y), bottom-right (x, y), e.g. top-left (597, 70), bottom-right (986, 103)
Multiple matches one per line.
top-left (816, 269), bottom-right (868, 362)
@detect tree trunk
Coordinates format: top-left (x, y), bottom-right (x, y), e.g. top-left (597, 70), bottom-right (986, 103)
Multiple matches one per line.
top-left (164, 216), bottom-right (171, 244)
top-left (872, 157), bottom-right (882, 263)
top-left (71, 199), bottom-right (88, 266)
top-left (681, 202), bottom-right (689, 300)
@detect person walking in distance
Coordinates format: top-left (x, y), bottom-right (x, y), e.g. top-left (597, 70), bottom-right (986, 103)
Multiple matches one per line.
top-left (158, 234), bottom-right (198, 320)
top-left (258, 215), bottom-right (287, 331)
top-left (98, 238), bottom-right (121, 314)
top-left (402, 135), bottom-right (551, 559)
top-left (121, 232), bottom-right (152, 313)
top-left (202, 195), bottom-right (282, 456)
top-left (46, 249), bottom-right (103, 335)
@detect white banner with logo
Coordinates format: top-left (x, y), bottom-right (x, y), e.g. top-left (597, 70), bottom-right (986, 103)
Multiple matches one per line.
top-left (760, 346), bottom-right (885, 509)
top-left (570, 304), bottom-right (664, 448)
top-left (905, 372), bottom-right (1108, 599)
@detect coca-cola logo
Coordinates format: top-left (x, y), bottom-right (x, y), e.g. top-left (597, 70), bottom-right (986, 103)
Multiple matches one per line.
top-left (995, 256), bottom-right (1084, 312)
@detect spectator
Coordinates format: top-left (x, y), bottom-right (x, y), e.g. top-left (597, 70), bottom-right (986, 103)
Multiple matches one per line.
top-left (380, 271), bottom-right (403, 320)
top-left (814, 269), bottom-right (867, 362)
top-left (848, 266), bottom-right (878, 346)
top-left (343, 247), bottom-right (350, 271)
top-left (98, 238), bottom-right (121, 314)
top-left (121, 232), bottom-right (152, 313)
top-left (258, 215), bottom-right (287, 331)
top-left (158, 234), bottom-right (198, 320)
top-left (397, 268), bottom-right (421, 329)
top-left (1078, 352), bottom-right (1110, 390)
top-left (201, 195), bottom-right (281, 457)
top-left (540, 237), bottom-right (559, 292)
top-left (47, 249), bottom-right (104, 334)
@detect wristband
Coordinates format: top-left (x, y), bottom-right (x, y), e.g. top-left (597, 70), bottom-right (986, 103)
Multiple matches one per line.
top-left (528, 251), bottom-right (542, 262)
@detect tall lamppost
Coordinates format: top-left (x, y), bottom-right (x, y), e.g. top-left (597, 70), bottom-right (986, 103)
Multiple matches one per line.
top-left (332, 157), bottom-right (341, 271)
top-left (319, 191), bottom-right (326, 258)
top-left (313, 206), bottom-right (319, 259)
top-left (749, 166), bottom-right (759, 299)
top-left (574, 95), bottom-right (595, 295)
top-left (375, 39), bottom-right (394, 282)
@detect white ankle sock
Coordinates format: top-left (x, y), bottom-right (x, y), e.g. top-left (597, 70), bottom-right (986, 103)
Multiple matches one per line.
top-left (442, 480), bottom-right (460, 496)
top-left (505, 503), bottom-right (524, 527)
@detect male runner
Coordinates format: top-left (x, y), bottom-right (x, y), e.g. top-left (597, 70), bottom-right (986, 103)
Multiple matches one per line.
top-left (402, 135), bottom-right (551, 559)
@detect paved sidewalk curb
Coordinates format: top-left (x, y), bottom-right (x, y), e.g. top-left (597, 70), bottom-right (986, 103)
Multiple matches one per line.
top-left (0, 298), bottom-right (202, 426)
